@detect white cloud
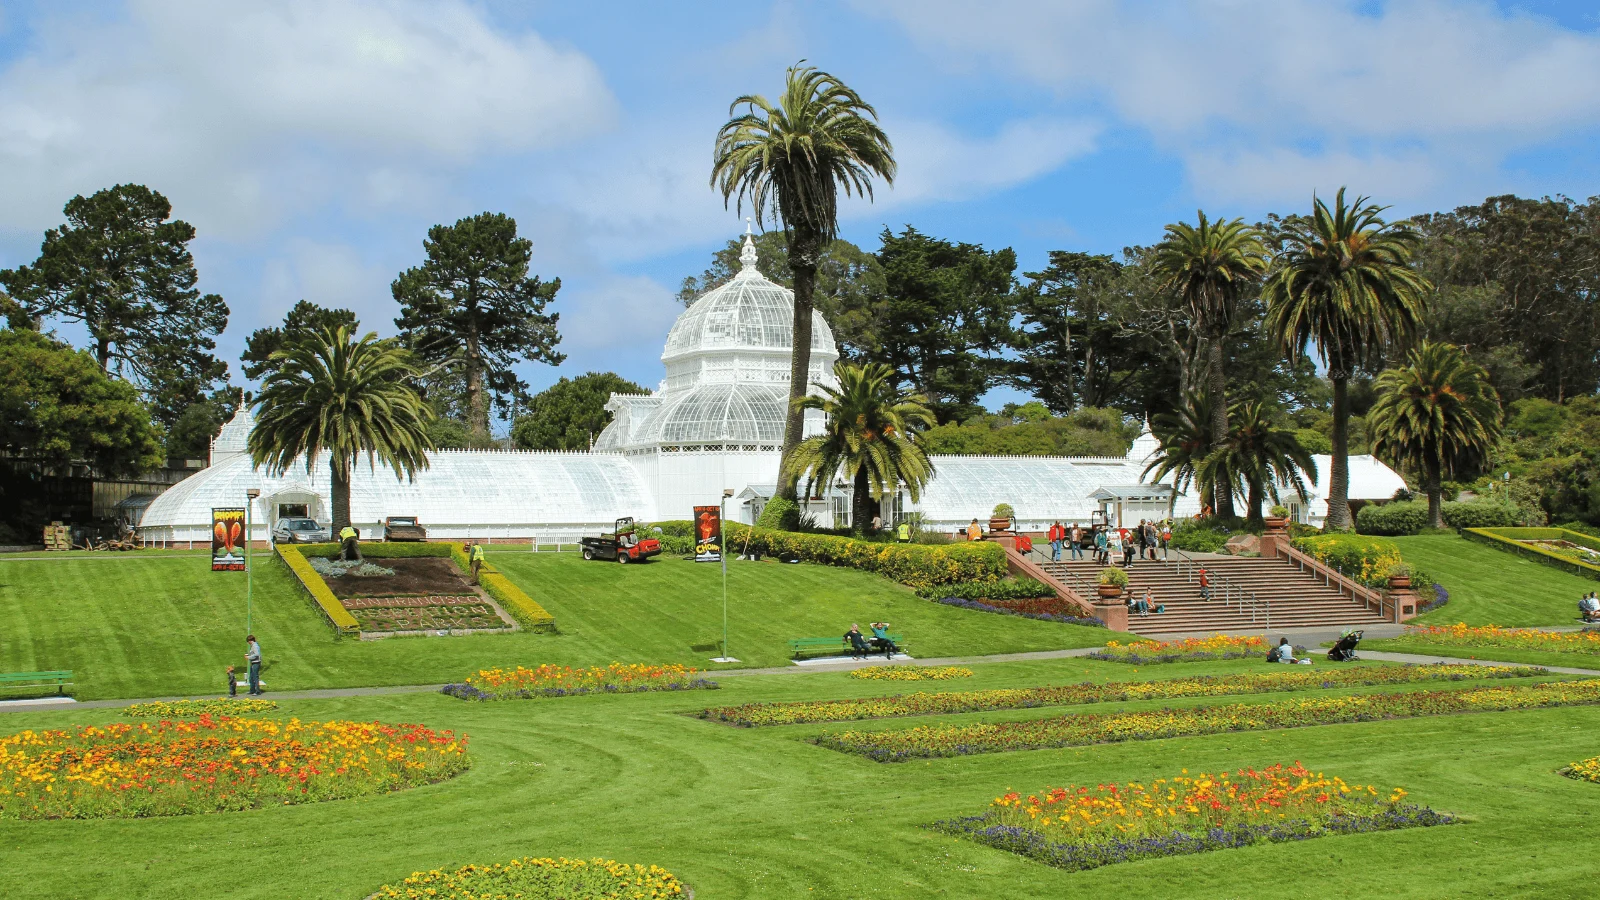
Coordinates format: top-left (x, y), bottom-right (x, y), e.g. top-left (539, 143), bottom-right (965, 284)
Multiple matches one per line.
top-left (874, 116), bottom-right (1101, 205)
top-left (0, 0), bottom-right (616, 238)
top-left (857, 0), bottom-right (1600, 205)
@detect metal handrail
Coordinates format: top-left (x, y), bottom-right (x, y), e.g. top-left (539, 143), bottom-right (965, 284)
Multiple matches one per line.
top-left (1278, 543), bottom-right (1394, 620)
top-left (1035, 543), bottom-right (1269, 630)
top-left (1026, 545), bottom-right (1100, 600)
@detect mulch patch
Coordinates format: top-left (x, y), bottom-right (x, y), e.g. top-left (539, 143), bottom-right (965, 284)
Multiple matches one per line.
top-left (324, 557), bottom-right (475, 599)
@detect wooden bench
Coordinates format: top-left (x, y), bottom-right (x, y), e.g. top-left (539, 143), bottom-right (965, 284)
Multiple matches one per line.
top-left (0, 670), bottom-right (74, 697)
top-left (787, 634), bottom-right (905, 660)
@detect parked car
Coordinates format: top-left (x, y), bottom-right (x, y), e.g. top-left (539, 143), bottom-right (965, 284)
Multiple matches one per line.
top-left (383, 516), bottom-right (427, 542)
top-left (273, 517), bottom-right (330, 544)
top-left (580, 517), bottom-right (661, 564)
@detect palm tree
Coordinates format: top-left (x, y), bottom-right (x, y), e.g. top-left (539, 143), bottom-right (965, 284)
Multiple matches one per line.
top-left (712, 61), bottom-right (895, 502)
top-left (249, 326), bottom-right (435, 531)
top-left (1149, 212), bottom-right (1269, 519)
top-left (1263, 188), bottom-right (1431, 531)
top-left (1208, 400), bottom-right (1317, 530)
top-left (1143, 391), bottom-right (1218, 516)
top-left (784, 362), bottom-right (934, 533)
top-left (1369, 341), bottom-right (1503, 528)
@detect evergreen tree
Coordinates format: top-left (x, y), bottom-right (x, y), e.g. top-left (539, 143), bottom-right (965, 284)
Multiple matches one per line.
top-left (242, 301), bottom-right (359, 381)
top-left (512, 372), bottom-right (647, 451)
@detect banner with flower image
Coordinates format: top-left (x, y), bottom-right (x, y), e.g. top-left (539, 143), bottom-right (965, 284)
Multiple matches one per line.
top-left (211, 508), bottom-right (245, 571)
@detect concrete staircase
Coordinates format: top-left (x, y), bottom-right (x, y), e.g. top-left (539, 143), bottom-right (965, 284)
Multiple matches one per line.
top-left (1035, 553), bottom-right (1391, 635)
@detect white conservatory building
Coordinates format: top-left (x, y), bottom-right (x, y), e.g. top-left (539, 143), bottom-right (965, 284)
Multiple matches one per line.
top-left (138, 233), bottom-right (1401, 544)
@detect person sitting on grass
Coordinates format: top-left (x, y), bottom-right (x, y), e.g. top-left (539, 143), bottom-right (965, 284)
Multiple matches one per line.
top-left (1581, 593), bottom-right (1600, 623)
top-left (845, 623), bottom-right (871, 659)
top-left (1272, 637), bottom-right (1300, 664)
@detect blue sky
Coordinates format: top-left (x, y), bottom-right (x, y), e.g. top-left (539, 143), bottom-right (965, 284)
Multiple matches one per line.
top-left (2, 0), bottom-right (1598, 421)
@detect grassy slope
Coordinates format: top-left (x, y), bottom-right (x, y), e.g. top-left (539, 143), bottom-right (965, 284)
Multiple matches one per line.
top-left (0, 551), bottom-right (1117, 700)
top-left (1395, 534), bottom-right (1597, 626)
top-left (2, 657), bottom-right (1598, 899)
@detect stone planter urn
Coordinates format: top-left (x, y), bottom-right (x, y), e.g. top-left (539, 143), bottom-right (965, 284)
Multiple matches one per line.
top-left (1264, 516), bottom-right (1289, 532)
top-left (989, 516), bottom-right (1014, 534)
top-left (1097, 583), bottom-right (1124, 600)
top-left (1388, 574), bottom-right (1412, 590)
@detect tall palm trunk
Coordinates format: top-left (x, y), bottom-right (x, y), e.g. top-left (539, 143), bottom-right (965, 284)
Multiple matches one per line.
top-left (1424, 466), bottom-right (1443, 530)
top-left (1327, 374), bottom-right (1352, 532)
top-left (331, 461), bottom-right (352, 531)
top-left (778, 227), bottom-right (822, 503)
top-left (1246, 479), bottom-right (1264, 531)
top-left (1207, 337), bottom-right (1234, 518)
top-left (852, 466), bottom-right (875, 534)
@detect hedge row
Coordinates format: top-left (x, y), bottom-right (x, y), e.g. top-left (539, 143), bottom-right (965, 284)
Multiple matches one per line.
top-left (275, 545), bottom-right (360, 634)
top-left (1356, 499), bottom-right (1524, 536)
top-left (1462, 527), bottom-right (1600, 582)
top-left (723, 524), bottom-right (1005, 589)
top-left (915, 577), bottom-right (1054, 602)
top-left (278, 540), bottom-right (556, 632)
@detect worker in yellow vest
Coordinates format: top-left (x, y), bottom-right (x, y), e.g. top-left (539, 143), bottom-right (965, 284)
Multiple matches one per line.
top-left (469, 543), bottom-right (486, 584)
top-left (896, 521), bottom-right (911, 543)
top-left (339, 524), bottom-right (360, 561)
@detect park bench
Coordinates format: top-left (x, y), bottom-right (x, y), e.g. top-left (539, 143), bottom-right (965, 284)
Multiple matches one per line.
top-left (0, 670), bottom-right (74, 697)
top-left (787, 634), bottom-right (905, 660)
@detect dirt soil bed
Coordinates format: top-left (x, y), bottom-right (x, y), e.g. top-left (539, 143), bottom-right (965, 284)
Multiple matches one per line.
top-left (323, 557), bottom-right (476, 599)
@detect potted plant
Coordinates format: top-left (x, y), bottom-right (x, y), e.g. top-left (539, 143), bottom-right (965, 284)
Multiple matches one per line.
top-left (1265, 505), bottom-right (1290, 532)
top-left (990, 503), bottom-right (1016, 534)
top-left (1097, 566), bottom-right (1128, 600)
top-left (1387, 562), bottom-right (1412, 590)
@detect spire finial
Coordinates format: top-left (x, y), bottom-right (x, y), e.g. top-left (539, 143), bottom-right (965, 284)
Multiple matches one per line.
top-left (738, 226), bottom-right (759, 274)
top-left (744, 216), bottom-right (752, 235)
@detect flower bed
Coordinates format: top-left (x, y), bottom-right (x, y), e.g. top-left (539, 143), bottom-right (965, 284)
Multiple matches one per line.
top-left (849, 665), bottom-right (973, 682)
top-left (350, 601), bottom-right (510, 632)
top-left (123, 699), bottom-right (277, 718)
top-left (723, 523), bottom-right (1006, 589)
top-left (1396, 623), bottom-right (1600, 656)
top-left (815, 678), bottom-right (1600, 762)
top-left (1561, 756), bottom-right (1600, 783)
top-left (442, 663), bottom-right (718, 701)
top-left (0, 716), bottom-right (469, 819)
top-left (933, 595), bottom-right (1105, 627)
top-left (934, 762), bottom-right (1455, 872)
top-left (1087, 635), bottom-right (1268, 664)
top-left (372, 856), bottom-right (687, 899)
top-left (698, 664), bottom-right (1540, 727)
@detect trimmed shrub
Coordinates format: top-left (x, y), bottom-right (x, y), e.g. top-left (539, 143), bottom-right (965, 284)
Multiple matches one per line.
top-left (724, 524), bottom-right (1005, 589)
top-left (648, 520), bottom-right (695, 538)
top-left (1357, 501), bottom-right (1428, 536)
top-left (915, 577), bottom-right (1053, 602)
top-left (1441, 500), bottom-right (1519, 529)
top-left (1291, 534), bottom-right (1402, 587)
top-left (1461, 527), bottom-right (1600, 581)
top-left (275, 545), bottom-right (361, 634)
top-left (756, 497), bottom-right (798, 531)
top-left (1170, 519), bottom-right (1228, 553)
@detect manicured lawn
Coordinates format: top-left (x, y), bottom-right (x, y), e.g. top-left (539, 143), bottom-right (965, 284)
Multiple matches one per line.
top-left (1395, 534), bottom-right (1598, 626)
top-left (2, 656), bottom-right (1598, 899)
top-left (0, 551), bottom-right (1118, 700)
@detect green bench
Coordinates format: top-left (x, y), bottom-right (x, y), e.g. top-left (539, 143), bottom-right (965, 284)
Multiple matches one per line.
top-left (0, 670), bottom-right (74, 697)
top-left (787, 634), bottom-right (905, 660)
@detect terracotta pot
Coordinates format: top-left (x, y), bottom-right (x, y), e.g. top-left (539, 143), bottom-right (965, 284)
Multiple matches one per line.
top-left (1388, 575), bottom-right (1412, 589)
top-left (989, 516), bottom-right (1013, 534)
top-left (1097, 583), bottom-right (1124, 600)
top-left (1265, 516), bottom-right (1288, 532)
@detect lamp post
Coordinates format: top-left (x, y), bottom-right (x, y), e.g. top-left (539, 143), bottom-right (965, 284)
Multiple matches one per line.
top-left (712, 487), bottom-right (738, 663)
top-left (245, 488), bottom-right (260, 634)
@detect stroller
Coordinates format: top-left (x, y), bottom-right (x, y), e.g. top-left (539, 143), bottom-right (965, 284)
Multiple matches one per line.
top-left (1327, 630), bottom-right (1363, 662)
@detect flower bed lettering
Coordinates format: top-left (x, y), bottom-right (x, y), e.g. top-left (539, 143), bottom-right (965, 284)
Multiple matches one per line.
top-left (934, 762), bottom-right (1455, 872)
top-left (0, 716), bottom-right (469, 819)
top-left (816, 678), bottom-right (1600, 762)
top-left (443, 663), bottom-right (718, 701)
top-left (373, 856), bottom-right (686, 899)
top-left (699, 664), bottom-right (1540, 727)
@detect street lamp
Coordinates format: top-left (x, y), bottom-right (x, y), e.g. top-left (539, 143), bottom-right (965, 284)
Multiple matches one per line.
top-left (711, 487), bottom-right (739, 663)
top-left (245, 488), bottom-right (260, 634)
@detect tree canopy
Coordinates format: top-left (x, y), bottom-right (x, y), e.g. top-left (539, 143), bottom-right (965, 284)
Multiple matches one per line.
top-left (242, 301), bottom-right (359, 382)
top-left (392, 212), bottom-right (563, 441)
top-left (511, 372), bottom-right (647, 451)
top-left (0, 184), bottom-right (230, 427)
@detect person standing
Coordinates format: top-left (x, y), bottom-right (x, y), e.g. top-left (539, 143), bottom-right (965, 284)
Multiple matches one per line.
top-left (1198, 566), bottom-right (1212, 601)
top-left (245, 635), bottom-right (263, 695)
top-left (1069, 523), bottom-right (1083, 560)
top-left (871, 513), bottom-right (883, 535)
top-left (1094, 526), bottom-right (1109, 565)
top-left (339, 523), bottom-right (361, 561)
top-left (469, 542), bottom-right (486, 585)
top-left (1049, 520), bottom-right (1064, 561)
top-left (896, 521), bottom-right (911, 543)
top-left (1160, 520), bottom-right (1172, 560)
top-left (1121, 529), bottom-right (1135, 567)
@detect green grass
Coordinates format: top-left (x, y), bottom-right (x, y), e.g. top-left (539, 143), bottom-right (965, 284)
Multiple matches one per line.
top-left (3, 656), bottom-right (1599, 899)
top-left (1395, 534), bottom-right (1597, 626)
top-left (0, 551), bottom-right (1119, 700)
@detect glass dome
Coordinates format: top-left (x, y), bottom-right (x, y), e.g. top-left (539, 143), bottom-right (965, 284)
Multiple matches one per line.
top-left (662, 234), bottom-right (838, 367)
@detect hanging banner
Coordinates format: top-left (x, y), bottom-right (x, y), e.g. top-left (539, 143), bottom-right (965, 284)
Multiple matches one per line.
top-left (693, 505), bottom-right (722, 562)
top-left (211, 508), bottom-right (246, 571)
